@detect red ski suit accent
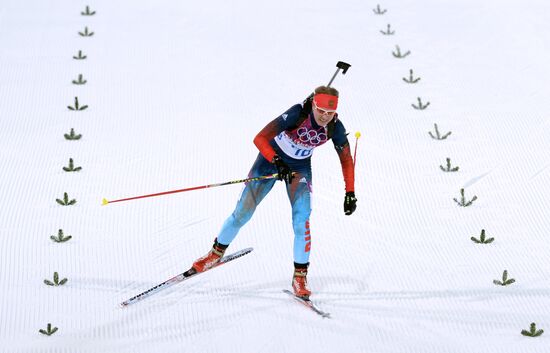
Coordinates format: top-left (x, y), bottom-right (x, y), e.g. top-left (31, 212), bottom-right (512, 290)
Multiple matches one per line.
top-left (253, 105), bottom-right (355, 193)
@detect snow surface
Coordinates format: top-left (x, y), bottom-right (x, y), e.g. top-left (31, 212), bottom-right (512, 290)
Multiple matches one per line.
top-left (1, 0), bottom-right (549, 352)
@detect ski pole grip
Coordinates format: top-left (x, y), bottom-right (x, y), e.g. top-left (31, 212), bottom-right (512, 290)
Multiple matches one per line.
top-left (327, 61), bottom-right (351, 87)
top-left (337, 61), bottom-right (351, 74)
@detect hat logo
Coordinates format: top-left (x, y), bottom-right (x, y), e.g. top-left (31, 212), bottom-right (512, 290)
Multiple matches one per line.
top-left (328, 100), bottom-right (335, 107)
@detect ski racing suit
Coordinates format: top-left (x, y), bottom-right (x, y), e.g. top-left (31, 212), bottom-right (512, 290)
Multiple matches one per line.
top-left (216, 103), bottom-right (355, 265)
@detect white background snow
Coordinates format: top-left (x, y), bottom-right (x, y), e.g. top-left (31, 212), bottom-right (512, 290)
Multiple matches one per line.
top-left (1, 0), bottom-right (549, 352)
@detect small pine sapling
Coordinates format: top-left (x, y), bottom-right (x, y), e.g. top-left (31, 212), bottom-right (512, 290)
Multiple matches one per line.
top-left (56, 192), bottom-right (77, 206)
top-left (412, 97), bottom-right (430, 110)
top-left (39, 323), bottom-right (58, 336)
top-left (373, 4), bottom-right (387, 14)
top-left (81, 6), bottom-right (96, 16)
top-left (429, 123), bottom-right (452, 140)
top-left (440, 158), bottom-right (459, 172)
top-left (44, 272), bottom-right (68, 286)
top-left (72, 74), bottom-right (87, 85)
top-left (63, 158), bottom-right (82, 172)
top-left (453, 188), bottom-right (477, 207)
top-left (50, 229), bottom-right (72, 243)
top-left (493, 270), bottom-right (515, 286)
top-left (73, 50), bottom-right (87, 60)
top-left (78, 26), bottom-right (94, 37)
top-left (64, 128), bottom-right (82, 140)
top-left (521, 323), bottom-right (544, 337)
top-left (403, 69), bottom-right (421, 84)
top-left (380, 24), bottom-right (395, 35)
top-left (471, 229), bottom-right (494, 244)
top-left (67, 97), bottom-right (88, 111)
top-left (392, 45), bottom-right (411, 58)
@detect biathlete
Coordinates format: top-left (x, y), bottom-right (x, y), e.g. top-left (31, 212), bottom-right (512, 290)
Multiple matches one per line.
top-left (189, 85), bottom-right (357, 298)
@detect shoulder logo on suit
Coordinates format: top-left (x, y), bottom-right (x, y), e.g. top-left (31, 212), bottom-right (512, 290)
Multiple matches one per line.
top-left (281, 113), bottom-right (288, 120)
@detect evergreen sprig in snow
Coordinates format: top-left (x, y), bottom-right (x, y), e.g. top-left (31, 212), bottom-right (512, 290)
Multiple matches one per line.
top-left (403, 69), bottom-right (421, 84)
top-left (63, 158), bottom-right (82, 172)
top-left (67, 97), bottom-right (88, 111)
top-left (453, 188), bottom-right (477, 207)
top-left (72, 74), bottom-right (87, 85)
top-left (56, 192), bottom-right (77, 206)
top-left (521, 323), bottom-right (544, 337)
top-left (44, 272), bottom-right (68, 286)
top-left (50, 229), bottom-right (72, 243)
top-left (493, 270), bottom-right (515, 286)
top-left (39, 323), bottom-right (58, 336)
top-left (380, 24), bottom-right (395, 35)
top-left (429, 124), bottom-right (451, 140)
top-left (392, 45), bottom-right (411, 58)
top-left (73, 50), bottom-right (87, 60)
top-left (471, 229), bottom-right (494, 244)
top-left (373, 4), bottom-right (387, 15)
top-left (412, 97), bottom-right (430, 110)
top-left (81, 6), bottom-right (96, 16)
top-left (64, 128), bottom-right (82, 140)
top-left (78, 26), bottom-right (94, 37)
top-left (440, 158), bottom-right (459, 172)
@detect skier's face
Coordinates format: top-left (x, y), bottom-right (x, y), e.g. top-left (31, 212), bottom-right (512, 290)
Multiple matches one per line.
top-left (312, 101), bottom-right (336, 126)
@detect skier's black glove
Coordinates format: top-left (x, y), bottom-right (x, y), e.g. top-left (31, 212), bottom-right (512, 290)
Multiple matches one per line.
top-left (272, 155), bottom-right (294, 183)
top-left (344, 191), bottom-right (357, 215)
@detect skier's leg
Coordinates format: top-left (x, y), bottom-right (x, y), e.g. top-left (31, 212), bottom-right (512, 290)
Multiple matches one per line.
top-left (286, 169), bottom-right (313, 297)
top-left (286, 170), bottom-right (313, 264)
top-left (192, 154), bottom-right (276, 272)
top-left (191, 154), bottom-right (277, 272)
top-left (216, 154), bottom-right (277, 245)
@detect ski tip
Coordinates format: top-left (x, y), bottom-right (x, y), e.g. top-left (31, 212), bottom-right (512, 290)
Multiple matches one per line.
top-left (236, 247), bottom-right (254, 255)
top-left (102, 198), bottom-right (109, 206)
top-left (355, 131), bottom-right (361, 139)
top-left (282, 289), bottom-right (331, 318)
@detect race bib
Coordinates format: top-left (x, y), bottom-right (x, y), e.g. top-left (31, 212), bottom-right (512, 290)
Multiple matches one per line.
top-left (274, 124), bottom-right (329, 159)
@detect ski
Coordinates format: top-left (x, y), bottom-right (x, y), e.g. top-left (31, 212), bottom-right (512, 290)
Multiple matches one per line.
top-left (283, 289), bottom-right (331, 318)
top-left (120, 247), bottom-right (253, 307)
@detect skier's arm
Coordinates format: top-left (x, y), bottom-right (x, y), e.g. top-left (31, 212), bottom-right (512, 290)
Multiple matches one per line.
top-left (253, 104), bottom-right (302, 162)
top-left (332, 120), bottom-right (355, 193)
top-left (253, 119), bottom-right (279, 162)
top-left (336, 143), bottom-right (355, 192)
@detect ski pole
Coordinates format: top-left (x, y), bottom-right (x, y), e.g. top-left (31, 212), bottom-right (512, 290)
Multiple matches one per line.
top-left (353, 131), bottom-right (361, 168)
top-left (327, 61), bottom-right (351, 87)
top-left (303, 61), bottom-right (352, 104)
top-left (102, 173), bottom-right (281, 206)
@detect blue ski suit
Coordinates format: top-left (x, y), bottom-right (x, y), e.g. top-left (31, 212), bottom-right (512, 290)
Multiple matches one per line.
top-left (216, 103), bottom-right (355, 264)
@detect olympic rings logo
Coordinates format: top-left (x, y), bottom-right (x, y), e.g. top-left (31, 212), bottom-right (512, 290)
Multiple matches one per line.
top-left (297, 127), bottom-right (327, 145)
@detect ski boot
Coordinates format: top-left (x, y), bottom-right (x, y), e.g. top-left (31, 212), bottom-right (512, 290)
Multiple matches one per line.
top-left (292, 263), bottom-right (311, 299)
top-left (191, 238), bottom-right (228, 273)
